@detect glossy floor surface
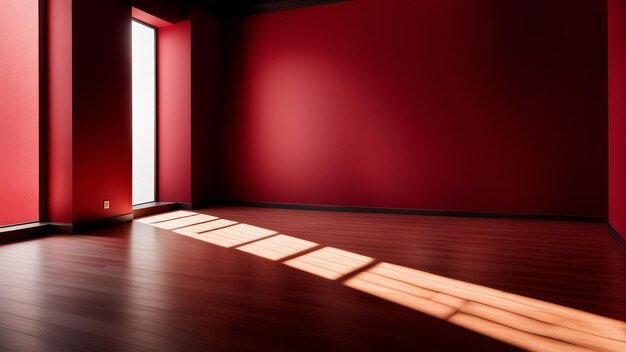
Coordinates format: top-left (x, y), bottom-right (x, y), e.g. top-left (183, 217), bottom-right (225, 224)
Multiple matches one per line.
top-left (1, 206), bottom-right (625, 351)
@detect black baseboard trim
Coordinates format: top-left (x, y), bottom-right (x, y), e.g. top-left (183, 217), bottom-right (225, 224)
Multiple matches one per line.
top-left (1, 205), bottom-right (186, 244)
top-left (217, 200), bottom-right (607, 223)
top-left (49, 213), bottom-right (134, 234)
top-left (1, 201), bottom-right (209, 244)
top-left (0, 222), bottom-right (50, 245)
top-left (608, 223), bottom-right (626, 255)
top-left (180, 200), bottom-right (217, 211)
top-left (1, 201), bottom-right (610, 246)
top-left (47, 222), bottom-right (73, 234)
top-left (133, 202), bottom-right (179, 218)
top-left (179, 202), bottom-right (194, 210)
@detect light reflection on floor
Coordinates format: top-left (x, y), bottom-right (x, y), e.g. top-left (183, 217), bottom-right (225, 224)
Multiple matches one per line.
top-left (197, 223), bottom-right (278, 247)
top-left (284, 247), bottom-right (374, 280)
top-left (136, 211), bottom-right (626, 352)
top-left (174, 219), bottom-right (238, 236)
top-left (151, 214), bottom-right (217, 230)
top-left (237, 234), bottom-right (318, 260)
top-left (135, 210), bottom-right (197, 224)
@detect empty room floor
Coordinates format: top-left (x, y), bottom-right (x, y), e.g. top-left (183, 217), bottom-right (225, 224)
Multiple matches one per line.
top-left (0, 206), bottom-right (625, 351)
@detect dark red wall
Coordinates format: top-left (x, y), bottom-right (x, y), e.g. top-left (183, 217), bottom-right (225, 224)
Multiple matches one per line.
top-left (132, 0), bottom-right (188, 24)
top-left (48, 0), bottom-right (132, 224)
top-left (0, 0), bottom-right (39, 226)
top-left (132, 7), bottom-right (173, 27)
top-left (72, 0), bottom-right (132, 223)
top-left (219, 0), bottom-right (608, 217)
top-left (191, 5), bottom-right (222, 205)
top-left (609, 0), bottom-right (626, 238)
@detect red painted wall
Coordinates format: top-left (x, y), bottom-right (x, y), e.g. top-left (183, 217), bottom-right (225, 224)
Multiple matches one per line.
top-left (158, 21), bottom-right (192, 203)
top-left (47, 0), bottom-right (73, 224)
top-left (219, 0), bottom-right (608, 217)
top-left (0, 0), bottom-right (39, 226)
top-left (609, 0), bottom-right (626, 238)
top-left (48, 0), bottom-right (132, 225)
top-left (152, 5), bottom-right (222, 207)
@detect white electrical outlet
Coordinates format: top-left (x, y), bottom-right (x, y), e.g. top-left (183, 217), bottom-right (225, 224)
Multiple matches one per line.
top-left (104, 200), bottom-right (110, 209)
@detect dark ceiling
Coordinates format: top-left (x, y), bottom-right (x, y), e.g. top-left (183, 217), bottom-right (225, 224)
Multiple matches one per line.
top-left (197, 0), bottom-right (346, 16)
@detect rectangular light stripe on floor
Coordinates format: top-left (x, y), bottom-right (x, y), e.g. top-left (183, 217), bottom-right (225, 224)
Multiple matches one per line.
top-left (200, 224), bottom-right (277, 247)
top-left (284, 247), bottom-right (373, 280)
top-left (135, 210), bottom-right (197, 224)
top-left (237, 235), bottom-right (318, 261)
top-left (344, 262), bottom-right (626, 352)
top-left (369, 263), bottom-right (565, 325)
top-left (135, 210), bottom-right (626, 352)
top-left (174, 219), bottom-right (238, 236)
top-left (450, 313), bottom-right (591, 352)
top-left (151, 214), bottom-right (218, 230)
top-left (344, 272), bottom-right (456, 319)
top-left (458, 302), bottom-right (626, 351)
top-left (492, 291), bottom-right (626, 342)
top-left (371, 262), bottom-right (626, 343)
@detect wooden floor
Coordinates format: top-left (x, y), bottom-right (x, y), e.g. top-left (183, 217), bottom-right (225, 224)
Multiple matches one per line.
top-left (0, 206), bottom-right (625, 351)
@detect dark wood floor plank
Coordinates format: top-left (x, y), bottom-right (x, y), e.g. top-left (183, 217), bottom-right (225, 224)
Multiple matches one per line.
top-left (1, 205), bottom-right (625, 350)
top-left (0, 326), bottom-right (84, 352)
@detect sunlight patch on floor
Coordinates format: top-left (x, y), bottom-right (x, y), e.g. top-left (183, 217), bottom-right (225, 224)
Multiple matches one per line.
top-left (135, 210), bottom-right (196, 224)
top-left (284, 247), bottom-right (374, 280)
top-left (174, 219), bottom-right (238, 236)
top-left (345, 262), bottom-right (626, 352)
top-left (198, 223), bottom-right (277, 247)
top-left (136, 211), bottom-right (626, 351)
top-left (237, 234), bottom-right (318, 260)
top-left (151, 214), bottom-right (218, 230)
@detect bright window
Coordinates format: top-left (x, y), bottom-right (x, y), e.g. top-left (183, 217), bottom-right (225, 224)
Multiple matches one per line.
top-left (132, 20), bottom-right (156, 205)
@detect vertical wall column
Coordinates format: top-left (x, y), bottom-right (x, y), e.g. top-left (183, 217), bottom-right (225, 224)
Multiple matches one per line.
top-left (609, 0), bottom-right (626, 239)
top-left (47, 0), bottom-right (73, 224)
top-left (157, 5), bottom-right (222, 208)
top-left (158, 20), bottom-right (193, 204)
top-left (48, 0), bottom-right (132, 227)
top-left (47, 1), bottom-right (221, 223)
top-left (191, 5), bottom-right (222, 206)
